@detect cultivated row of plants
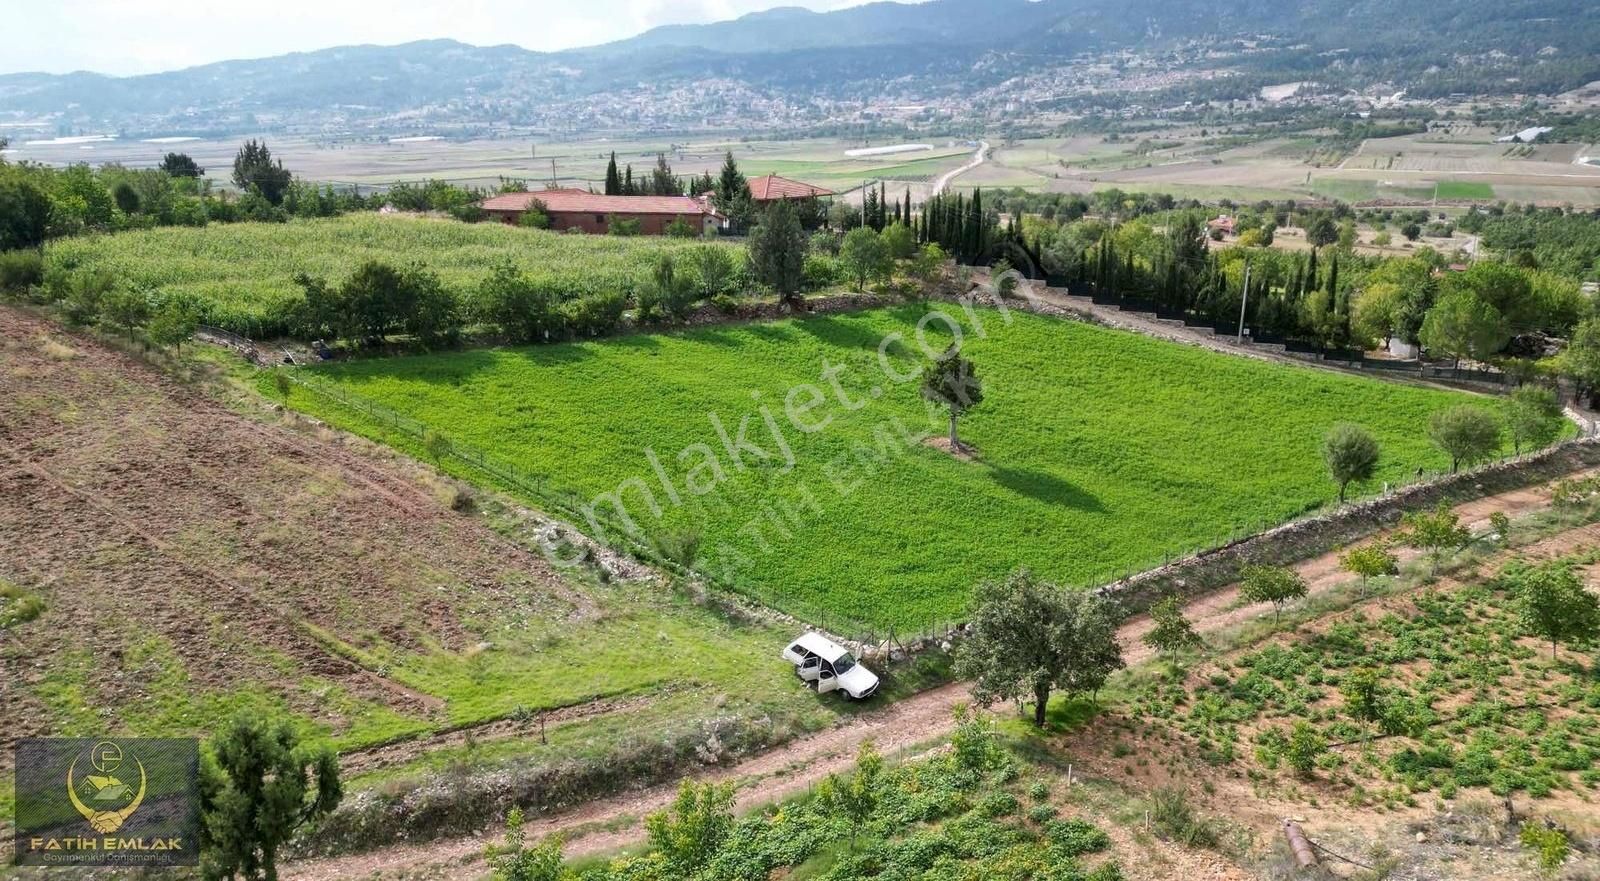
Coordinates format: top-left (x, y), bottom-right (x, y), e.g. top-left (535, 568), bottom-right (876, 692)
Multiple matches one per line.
top-left (486, 714), bottom-right (1127, 881)
top-left (1126, 504), bottom-right (1600, 810)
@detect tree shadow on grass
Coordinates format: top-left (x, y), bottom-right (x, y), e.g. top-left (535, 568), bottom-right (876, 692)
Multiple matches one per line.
top-left (986, 465), bottom-right (1105, 512)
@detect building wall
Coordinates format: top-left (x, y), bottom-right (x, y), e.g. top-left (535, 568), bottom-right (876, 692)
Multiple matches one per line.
top-left (487, 209), bottom-right (710, 236)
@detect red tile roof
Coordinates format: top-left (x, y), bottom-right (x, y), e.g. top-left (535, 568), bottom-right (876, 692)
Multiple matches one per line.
top-left (748, 174), bottom-right (834, 201)
top-left (481, 191), bottom-right (710, 216)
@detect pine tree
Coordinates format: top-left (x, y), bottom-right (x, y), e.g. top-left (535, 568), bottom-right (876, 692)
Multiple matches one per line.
top-left (604, 152), bottom-right (622, 196)
top-left (715, 151), bottom-right (748, 209)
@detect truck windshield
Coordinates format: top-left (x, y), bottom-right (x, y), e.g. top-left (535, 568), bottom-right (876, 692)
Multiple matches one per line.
top-left (834, 654), bottom-right (855, 675)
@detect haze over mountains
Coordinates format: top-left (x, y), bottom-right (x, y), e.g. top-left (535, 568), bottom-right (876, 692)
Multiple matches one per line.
top-left (2, 0), bottom-right (1597, 137)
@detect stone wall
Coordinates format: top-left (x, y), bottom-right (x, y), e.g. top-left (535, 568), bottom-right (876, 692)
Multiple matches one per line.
top-left (1096, 438), bottom-right (1600, 615)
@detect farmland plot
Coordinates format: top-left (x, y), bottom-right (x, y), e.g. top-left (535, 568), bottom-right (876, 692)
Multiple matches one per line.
top-left (287, 306), bottom-right (1498, 633)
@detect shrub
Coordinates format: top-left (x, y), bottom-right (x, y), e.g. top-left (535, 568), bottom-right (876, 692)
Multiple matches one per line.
top-left (1519, 822), bottom-right (1569, 876)
top-left (0, 249), bottom-right (44, 291)
top-left (1148, 788), bottom-right (1218, 848)
top-left (1045, 818), bottom-right (1110, 856)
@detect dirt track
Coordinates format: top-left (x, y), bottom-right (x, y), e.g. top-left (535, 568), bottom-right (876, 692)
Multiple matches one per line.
top-left (284, 469), bottom-right (1591, 881)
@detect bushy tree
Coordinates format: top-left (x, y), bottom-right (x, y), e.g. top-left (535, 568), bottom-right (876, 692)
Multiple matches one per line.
top-left (1504, 561), bottom-right (1600, 660)
top-left (147, 295), bottom-right (202, 351)
top-left (920, 345), bottom-right (983, 451)
top-left (231, 140), bottom-right (292, 206)
top-left (1504, 386), bottom-right (1564, 456)
top-left (101, 286), bottom-right (151, 340)
top-left (1142, 595), bottom-right (1202, 661)
top-left (472, 262), bottom-right (558, 343)
top-left (1419, 292), bottom-right (1509, 367)
top-left (1428, 405), bottom-right (1501, 473)
top-left (1339, 545), bottom-right (1397, 597)
top-left (161, 152), bottom-right (205, 178)
top-left (486, 808), bottom-right (562, 881)
top-left (840, 226), bottom-right (891, 291)
top-left (198, 714), bottom-right (341, 881)
top-left (955, 570), bottom-right (1123, 727)
top-left (1239, 565), bottom-right (1308, 622)
top-left (684, 244), bottom-right (736, 299)
top-left (1285, 722), bottom-right (1327, 777)
top-left (747, 199), bottom-right (807, 309)
top-left (1341, 668), bottom-right (1384, 733)
top-left (817, 742), bottom-right (882, 849)
top-left (644, 781), bottom-right (735, 878)
top-left (1399, 502), bottom-right (1472, 574)
top-left (0, 174), bottom-right (52, 249)
top-left (1322, 422), bottom-right (1379, 503)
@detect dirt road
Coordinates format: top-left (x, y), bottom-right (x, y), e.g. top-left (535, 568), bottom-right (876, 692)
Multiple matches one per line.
top-left (932, 140), bottom-right (988, 195)
top-left (283, 469), bottom-right (1589, 881)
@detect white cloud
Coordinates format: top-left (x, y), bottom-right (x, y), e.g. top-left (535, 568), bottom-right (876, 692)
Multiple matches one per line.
top-left (2, 0), bottom-right (902, 76)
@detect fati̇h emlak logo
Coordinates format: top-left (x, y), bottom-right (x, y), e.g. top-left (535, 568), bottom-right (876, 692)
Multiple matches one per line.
top-left (14, 738), bottom-right (199, 866)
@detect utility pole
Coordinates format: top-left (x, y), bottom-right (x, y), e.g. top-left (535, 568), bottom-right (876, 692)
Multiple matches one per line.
top-left (550, 158), bottom-right (558, 189)
top-left (1236, 258), bottom-right (1252, 344)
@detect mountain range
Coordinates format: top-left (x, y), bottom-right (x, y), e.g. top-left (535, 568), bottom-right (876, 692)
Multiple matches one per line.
top-left (2, 0), bottom-right (1596, 137)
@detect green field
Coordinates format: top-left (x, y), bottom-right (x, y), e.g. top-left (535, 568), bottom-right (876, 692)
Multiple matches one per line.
top-left (284, 306), bottom-right (1496, 633)
top-left (1435, 181), bottom-right (1497, 200)
top-left (43, 214), bottom-right (737, 336)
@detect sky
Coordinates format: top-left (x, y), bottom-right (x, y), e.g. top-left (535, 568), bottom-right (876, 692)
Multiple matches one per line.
top-left (1, 0), bottom-right (901, 76)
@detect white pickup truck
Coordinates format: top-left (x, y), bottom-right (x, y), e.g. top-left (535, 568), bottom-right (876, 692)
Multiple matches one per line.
top-left (781, 632), bottom-right (880, 700)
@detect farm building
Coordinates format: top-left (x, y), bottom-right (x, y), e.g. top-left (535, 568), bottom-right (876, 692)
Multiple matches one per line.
top-left (747, 174), bottom-right (835, 204)
top-left (481, 191), bottom-right (723, 235)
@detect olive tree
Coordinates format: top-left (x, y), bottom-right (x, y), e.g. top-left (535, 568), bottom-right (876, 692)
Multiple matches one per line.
top-left (1428, 405), bottom-right (1502, 473)
top-left (1505, 561), bottom-right (1600, 661)
top-left (1322, 422), bottom-right (1379, 503)
top-left (1142, 595), bottom-right (1202, 661)
top-left (920, 345), bottom-right (983, 451)
top-left (1339, 544), bottom-right (1397, 597)
top-left (954, 570), bottom-right (1124, 727)
top-left (1504, 386), bottom-right (1564, 456)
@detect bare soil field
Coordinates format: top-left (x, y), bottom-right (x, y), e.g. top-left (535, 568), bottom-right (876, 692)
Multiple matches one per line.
top-left (0, 306), bottom-right (855, 832)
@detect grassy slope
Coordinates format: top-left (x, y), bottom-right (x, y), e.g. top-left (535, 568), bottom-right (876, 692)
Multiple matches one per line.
top-left (289, 306), bottom-right (1494, 632)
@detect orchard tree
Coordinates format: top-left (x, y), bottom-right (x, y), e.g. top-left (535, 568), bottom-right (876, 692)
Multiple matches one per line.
top-left (102, 286), bottom-right (151, 340)
top-left (817, 742), bottom-right (883, 849)
top-left (198, 714), bottom-right (341, 881)
top-left (1506, 561), bottom-right (1600, 660)
top-left (839, 226), bottom-right (891, 291)
top-left (1428, 405), bottom-right (1502, 473)
top-left (1504, 386), bottom-right (1564, 455)
top-left (920, 345), bottom-right (983, 451)
top-left (1339, 544), bottom-right (1397, 597)
top-left (1341, 668), bottom-right (1385, 734)
top-left (1239, 565), bottom-right (1308, 622)
top-left (1560, 318), bottom-right (1600, 403)
top-left (1399, 503), bottom-right (1471, 574)
top-left (644, 781), bottom-right (735, 878)
top-left (747, 198), bottom-right (807, 309)
top-left (1142, 595), bottom-right (1202, 661)
top-left (1322, 422), bottom-right (1379, 502)
top-left (148, 296), bottom-right (201, 351)
top-left (954, 570), bottom-right (1124, 727)
top-left (0, 174), bottom-right (52, 250)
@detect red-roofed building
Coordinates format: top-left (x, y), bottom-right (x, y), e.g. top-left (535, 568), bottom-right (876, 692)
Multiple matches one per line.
top-left (747, 175), bottom-right (834, 204)
top-left (481, 191), bottom-right (723, 235)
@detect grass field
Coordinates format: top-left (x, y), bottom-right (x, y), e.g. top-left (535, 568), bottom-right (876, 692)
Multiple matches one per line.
top-left (1434, 181), bottom-right (1497, 200)
top-left (282, 306), bottom-right (1497, 633)
top-left (44, 214), bottom-right (736, 335)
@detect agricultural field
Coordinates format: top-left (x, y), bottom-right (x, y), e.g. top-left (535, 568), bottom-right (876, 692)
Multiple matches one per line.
top-left (5, 132), bottom-right (973, 195)
top-left (281, 305), bottom-right (1504, 634)
top-left (42, 214), bottom-right (737, 336)
top-left (0, 305), bottom-right (889, 834)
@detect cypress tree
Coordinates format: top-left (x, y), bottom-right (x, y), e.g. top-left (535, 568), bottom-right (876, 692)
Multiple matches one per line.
top-left (604, 153), bottom-right (621, 196)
